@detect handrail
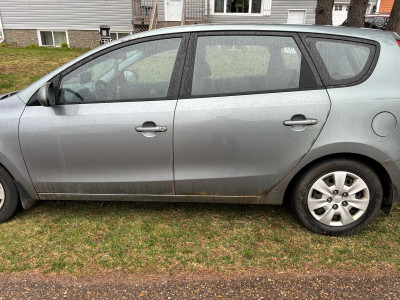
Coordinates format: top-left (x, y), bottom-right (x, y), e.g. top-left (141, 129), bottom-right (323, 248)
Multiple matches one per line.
top-left (149, 0), bottom-right (158, 30)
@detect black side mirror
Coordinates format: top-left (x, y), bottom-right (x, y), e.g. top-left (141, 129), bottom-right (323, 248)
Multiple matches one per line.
top-left (38, 82), bottom-right (56, 107)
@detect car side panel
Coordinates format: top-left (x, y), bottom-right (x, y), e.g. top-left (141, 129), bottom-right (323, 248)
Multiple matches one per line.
top-left (264, 36), bottom-right (400, 205)
top-left (19, 101), bottom-right (176, 195)
top-left (174, 90), bottom-right (331, 196)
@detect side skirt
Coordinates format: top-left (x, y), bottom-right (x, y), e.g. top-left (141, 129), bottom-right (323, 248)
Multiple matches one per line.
top-left (38, 193), bottom-right (274, 205)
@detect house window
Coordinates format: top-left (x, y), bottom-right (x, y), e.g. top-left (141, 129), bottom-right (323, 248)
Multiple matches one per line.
top-left (214, 0), bottom-right (262, 13)
top-left (39, 31), bottom-right (68, 47)
top-left (335, 5), bottom-right (343, 11)
top-left (110, 32), bottom-right (131, 40)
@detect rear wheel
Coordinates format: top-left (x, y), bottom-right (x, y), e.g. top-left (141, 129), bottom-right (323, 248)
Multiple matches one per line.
top-left (0, 167), bottom-right (19, 223)
top-left (293, 159), bottom-right (383, 236)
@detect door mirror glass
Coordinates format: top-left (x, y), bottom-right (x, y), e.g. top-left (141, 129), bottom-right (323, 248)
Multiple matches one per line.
top-left (38, 82), bottom-right (56, 107)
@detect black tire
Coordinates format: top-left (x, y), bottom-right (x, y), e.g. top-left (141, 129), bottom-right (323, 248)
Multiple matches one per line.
top-left (292, 159), bottom-right (383, 236)
top-left (0, 167), bottom-right (19, 223)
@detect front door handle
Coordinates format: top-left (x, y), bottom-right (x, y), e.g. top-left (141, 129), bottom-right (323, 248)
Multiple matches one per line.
top-left (283, 119), bottom-right (318, 126)
top-left (135, 126), bottom-right (167, 133)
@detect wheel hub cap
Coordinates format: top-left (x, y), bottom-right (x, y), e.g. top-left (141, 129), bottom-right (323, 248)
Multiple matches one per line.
top-left (307, 171), bottom-right (370, 227)
top-left (333, 195), bottom-right (342, 203)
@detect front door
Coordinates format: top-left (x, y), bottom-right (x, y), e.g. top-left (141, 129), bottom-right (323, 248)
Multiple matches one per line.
top-left (287, 10), bottom-right (306, 24)
top-left (173, 33), bottom-right (331, 196)
top-left (165, 0), bottom-right (183, 21)
top-left (20, 36), bottom-right (184, 196)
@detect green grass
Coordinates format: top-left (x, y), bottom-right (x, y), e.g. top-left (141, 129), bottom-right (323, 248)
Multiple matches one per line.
top-left (0, 47), bottom-right (400, 275)
top-left (0, 46), bottom-right (88, 94)
top-left (0, 201), bottom-right (399, 275)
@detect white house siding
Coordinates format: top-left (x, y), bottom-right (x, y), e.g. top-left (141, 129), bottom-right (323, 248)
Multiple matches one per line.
top-left (209, 0), bottom-right (317, 24)
top-left (0, 0), bottom-right (133, 31)
top-left (158, 0), bottom-right (166, 21)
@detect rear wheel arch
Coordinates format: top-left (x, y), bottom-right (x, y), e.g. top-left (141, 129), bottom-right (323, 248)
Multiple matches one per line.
top-left (284, 153), bottom-right (392, 211)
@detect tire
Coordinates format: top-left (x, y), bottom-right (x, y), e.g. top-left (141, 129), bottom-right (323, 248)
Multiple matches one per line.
top-left (292, 159), bottom-right (383, 236)
top-left (0, 167), bottom-right (19, 223)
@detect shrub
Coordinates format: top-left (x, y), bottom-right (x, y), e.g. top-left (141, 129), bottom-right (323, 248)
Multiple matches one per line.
top-left (28, 43), bottom-right (38, 48)
top-left (0, 43), bottom-right (7, 47)
top-left (60, 42), bottom-right (69, 48)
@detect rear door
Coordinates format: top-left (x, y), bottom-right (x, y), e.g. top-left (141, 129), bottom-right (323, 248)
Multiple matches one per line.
top-left (173, 32), bottom-right (331, 196)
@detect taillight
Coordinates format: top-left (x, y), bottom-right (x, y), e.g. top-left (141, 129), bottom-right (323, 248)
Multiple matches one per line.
top-left (397, 40), bottom-right (400, 47)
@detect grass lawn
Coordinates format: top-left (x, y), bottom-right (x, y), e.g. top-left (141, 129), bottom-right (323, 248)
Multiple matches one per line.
top-left (0, 46), bottom-right (88, 94)
top-left (0, 47), bottom-right (399, 275)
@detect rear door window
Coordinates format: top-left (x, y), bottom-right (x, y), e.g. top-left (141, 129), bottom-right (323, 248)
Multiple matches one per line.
top-left (304, 37), bottom-right (377, 87)
top-left (190, 34), bottom-right (318, 97)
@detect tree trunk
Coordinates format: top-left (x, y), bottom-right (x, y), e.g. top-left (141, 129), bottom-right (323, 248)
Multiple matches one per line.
top-left (315, 0), bottom-right (335, 25)
top-left (346, 0), bottom-right (369, 27)
top-left (386, 0), bottom-right (400, 35)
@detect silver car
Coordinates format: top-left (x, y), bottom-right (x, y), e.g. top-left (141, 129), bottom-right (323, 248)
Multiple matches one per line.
top-left (1, 24), bottom-right (400, 235)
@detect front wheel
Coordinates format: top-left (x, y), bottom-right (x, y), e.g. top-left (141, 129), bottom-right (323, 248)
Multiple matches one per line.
top-left (0, 167), bottom-right (19, 223)
top-left (293, 159), bottom-right (383, 236)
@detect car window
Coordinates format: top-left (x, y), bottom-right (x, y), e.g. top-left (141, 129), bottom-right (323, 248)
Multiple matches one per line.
top-left (191, 35), bottom-right (303, 96)
top-left (58, 38), bottom-right (182, 103)
top-left (305, 38), bottom-right (376, 86)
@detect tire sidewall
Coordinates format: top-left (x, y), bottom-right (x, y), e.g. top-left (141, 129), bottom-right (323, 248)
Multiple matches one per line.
top-left (294, 159), bottom-right (383, 236)
top-left (0, 167), bottom-right (19, 223)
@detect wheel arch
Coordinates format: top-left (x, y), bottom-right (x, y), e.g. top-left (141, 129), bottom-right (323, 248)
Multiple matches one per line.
top-left (0, 160), bottom-right (37, 210)
top-left (283, 153), bottom-right (394, 212)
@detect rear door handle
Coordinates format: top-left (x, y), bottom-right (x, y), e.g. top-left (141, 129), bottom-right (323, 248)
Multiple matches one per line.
top-left (135, 126), bottom-right (167, 133)
top-left (283, 119), bottom-right (318, 126)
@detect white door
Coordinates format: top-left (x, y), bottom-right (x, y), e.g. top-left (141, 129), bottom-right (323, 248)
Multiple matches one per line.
top-left (165, 0), bottom-right (183, 21)
top-left (287, 10), bottom-right (306, 24)
top-left (332, 4), bottom-right (348, 25)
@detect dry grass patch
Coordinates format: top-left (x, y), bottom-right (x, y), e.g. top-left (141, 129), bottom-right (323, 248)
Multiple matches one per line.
top-left (0, 46), bottom-right (88, 94)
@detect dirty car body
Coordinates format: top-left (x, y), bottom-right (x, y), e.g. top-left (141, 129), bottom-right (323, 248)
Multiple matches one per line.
top-left (1, 24), bottom-right (400, 235)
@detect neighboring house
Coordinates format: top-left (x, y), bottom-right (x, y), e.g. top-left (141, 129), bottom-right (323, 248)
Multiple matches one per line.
top-left (0, 0), bottom-right (380, 48)
top-left (332, 1), bottom-right (378, 25)
top-left (135, 0), bottom-right (379, 31)
top-left (376, 0), bottom-right (394, 12)
top-left (136, 0), bottom-right (318, 32)
top-left (0, 0), bottom-right (133, 48)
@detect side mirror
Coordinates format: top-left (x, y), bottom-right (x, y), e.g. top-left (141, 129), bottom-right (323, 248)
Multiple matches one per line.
top-left (38, 82), bottom-right (56, 107)
top-left (124, 70), bottom-right (138, 83)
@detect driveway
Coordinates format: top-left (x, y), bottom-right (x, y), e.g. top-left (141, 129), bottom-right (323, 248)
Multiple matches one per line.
top-left (0, 271), bottom-right (399, 299)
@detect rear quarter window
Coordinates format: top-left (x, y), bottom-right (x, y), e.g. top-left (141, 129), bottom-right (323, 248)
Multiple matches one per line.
top-left (304, 37), bottom-right (378, 87)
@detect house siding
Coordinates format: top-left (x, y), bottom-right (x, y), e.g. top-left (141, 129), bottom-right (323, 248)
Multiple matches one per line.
top-left (379, 0), bottom-right (394, 12)
top-left (158, 0), bottom-right (166, 21)
top-left (0, 0), bottom-right (133, 31)
top-left (209, 0), bottom-right (317, 24)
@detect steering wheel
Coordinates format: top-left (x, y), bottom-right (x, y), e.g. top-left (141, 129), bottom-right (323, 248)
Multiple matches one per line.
top-left (95, 79), bottom-right (113, 100)
top-left (62, 88), bottom-right (85, 102)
